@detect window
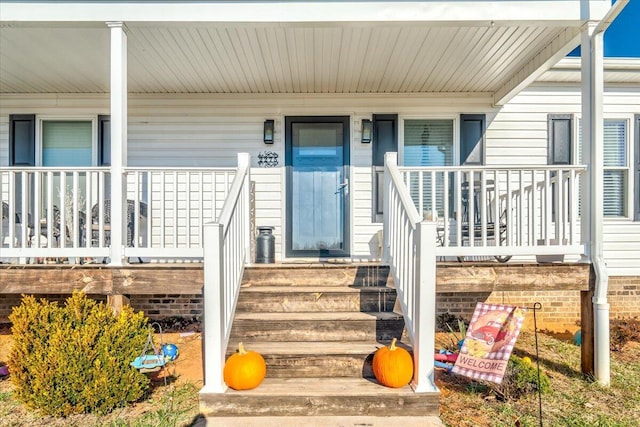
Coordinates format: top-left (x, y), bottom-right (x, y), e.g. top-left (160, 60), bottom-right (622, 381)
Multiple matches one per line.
top-left (10, 115), bottom-right (110, 168)
top-left (403, 119), bottom-right (454, 167)
top-left (42, 120), bottom-right (93, 167)
top-left (579, 118), bottom-right (632, 218)
top-left (548, 114), bottom-right (573, 165)
top-left (603, 119), bottom-right (629, 217)
top-left (402, 119), bottom-right (454, 218)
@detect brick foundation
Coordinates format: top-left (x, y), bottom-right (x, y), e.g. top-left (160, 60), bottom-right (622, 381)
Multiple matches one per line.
top-left (1, 278), bottom-right (638, 329)
top-left (128, 294), bottom-right (203, 320)
top-left (436, 278), bottom-right (640, 332)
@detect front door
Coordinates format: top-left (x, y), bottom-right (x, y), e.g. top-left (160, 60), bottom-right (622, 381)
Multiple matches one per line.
top-left (285, 116), bottom-right (350, 257)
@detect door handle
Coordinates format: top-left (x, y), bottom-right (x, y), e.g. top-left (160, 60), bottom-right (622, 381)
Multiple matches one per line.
top-left (335, 180), bottom-right (349, 194)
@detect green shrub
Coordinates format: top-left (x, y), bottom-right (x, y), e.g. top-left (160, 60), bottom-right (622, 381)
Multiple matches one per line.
top-left (492, 355), bottom-right (551, 401)
top-left (8, 291), bottom-right (151, 416)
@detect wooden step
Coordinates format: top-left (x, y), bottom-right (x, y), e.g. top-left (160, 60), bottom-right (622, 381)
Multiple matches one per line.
top-left (236, 286), bottom-right (397, 313)
top-left (200, 377), bottom-right (439, 417)
top-left (229, 311), bottom-right (406, 343)
top-left (201, 416), bottom-right (445, 427)
top-left (225, 341), bottom-right (410, 378)
top-left (242, 265), bottom-right (391, 287)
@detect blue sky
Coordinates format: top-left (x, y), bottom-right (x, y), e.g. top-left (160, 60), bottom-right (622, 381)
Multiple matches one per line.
top-left (569, 0), bottom-right (640, 58)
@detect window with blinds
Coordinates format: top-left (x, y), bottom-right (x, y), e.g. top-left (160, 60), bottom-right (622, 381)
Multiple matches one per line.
top-left (403, 119), bottom-right (453, 167)
top-left (403, 119), bottom-right (454, 218)
top-left (578, 118), bottom-right (629, 217)
top-left (603, 120), bottom-right (628, 217)
top-left (42, 120), bottom-right (93, 167)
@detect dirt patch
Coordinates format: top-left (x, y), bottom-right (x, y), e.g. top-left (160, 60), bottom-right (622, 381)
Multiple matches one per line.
top-left (0, 329), bottom-right (203, 387)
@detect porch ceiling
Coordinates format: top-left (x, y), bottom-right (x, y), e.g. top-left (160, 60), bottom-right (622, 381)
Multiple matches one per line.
top-left (0, 22), bottom-right (581, 101)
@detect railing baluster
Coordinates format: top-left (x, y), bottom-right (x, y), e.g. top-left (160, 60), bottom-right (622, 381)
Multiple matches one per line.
top-left (494, 170), bottom-right (501, 248)
top-left (556, 168), bottom-right (564, 245)
top-left (456, 170), bottom-right (462, 248)
top-left (443, 171), bottom-right (449, 247)
top-left (544, 169), bottom-right (551, 245)
top-left (531, 170), bottom-right (537, 246)
top-left (481, 170), bottom-right (487, 247)
top-left (570, 169), bottom-right (578, 245)
top-left (418, 171), bottom-right (424, 216)
top-left (506, 170), bottom-right (512, 247)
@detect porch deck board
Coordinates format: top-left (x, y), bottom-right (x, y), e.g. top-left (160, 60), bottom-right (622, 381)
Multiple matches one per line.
top-left (0, 262), bottom-right (590, 295)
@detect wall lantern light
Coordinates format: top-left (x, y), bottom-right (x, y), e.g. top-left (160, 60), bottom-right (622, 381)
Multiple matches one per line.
top-left (263, 119), bottom-right (275, 144)
top-left (361, 119), bottom-right (372, 143)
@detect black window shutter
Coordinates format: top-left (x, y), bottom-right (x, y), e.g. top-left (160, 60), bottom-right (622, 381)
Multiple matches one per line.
top-left (9, 114), bottom-right (36, 166)
top-left (548, 114), bottom-right (573, 165)
top-left (372, 114), bottom-right (398, 167)
top-left (634, 114), bottom-right (640, 221)
top-left (460, 114), bottom-right (485, 165)
top-left (98, 115), bottom-right (111, 166)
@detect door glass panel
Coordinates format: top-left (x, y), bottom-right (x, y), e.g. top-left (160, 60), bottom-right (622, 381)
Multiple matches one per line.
top-left (291, 122), bottom-right (344, 252)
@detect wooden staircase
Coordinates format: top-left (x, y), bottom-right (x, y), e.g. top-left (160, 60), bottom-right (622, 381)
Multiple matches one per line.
top-left (199, 265), bottom-right (441, 426)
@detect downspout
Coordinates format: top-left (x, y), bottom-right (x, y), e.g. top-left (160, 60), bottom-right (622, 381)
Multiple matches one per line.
top-left (582, 22), bottom-right (610, 387)
top-left (582, 0), bottom-right (629, 386)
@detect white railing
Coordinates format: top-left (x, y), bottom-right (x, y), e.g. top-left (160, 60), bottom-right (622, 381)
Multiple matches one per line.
top-left (123, 167), bottom-right (236, 259)
top-left (202, 153), bottom-right (251, 393)
top-left (383, 153), bottom-right (437, 393)
top-left (399, 165), bottom-right (586, 259)
top-left (1, 168), bottom-right (110, 260)
top-left (0, 167), bottom-right (236, 263)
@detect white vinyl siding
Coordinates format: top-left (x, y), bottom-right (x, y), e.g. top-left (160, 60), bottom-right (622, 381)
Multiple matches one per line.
top-left (1, 88), bottom-right (638, 273)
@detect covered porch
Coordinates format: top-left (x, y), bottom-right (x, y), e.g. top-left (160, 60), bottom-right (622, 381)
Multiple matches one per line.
top-left (1, 0), bottom-right (626, 401)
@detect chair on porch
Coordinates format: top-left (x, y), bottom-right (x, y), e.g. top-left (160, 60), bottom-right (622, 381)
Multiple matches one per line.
top-left (457, 180), bottom-right (511, 263)
top-left (91, 199), bottom-right (148, 263)
top-left (2, 201), bottom-right (34, 250)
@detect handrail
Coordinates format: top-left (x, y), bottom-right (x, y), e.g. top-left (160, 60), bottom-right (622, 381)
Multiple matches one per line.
top-left (202, 153), bottom-right (251, 394)
top-left (398, 165), bottom-right (587, 172)
top-left (383, 152), bottom-right (437, 393)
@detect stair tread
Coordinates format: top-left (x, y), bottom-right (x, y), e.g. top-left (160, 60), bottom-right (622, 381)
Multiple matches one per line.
top-left (240, 285), bottom-right (394, 293)
top-left (223, 377), bottom-right (432, 396)
top-left (233, 311), bottom-right (403, 321)
top-left (228, 341), bottom-right (407, 355)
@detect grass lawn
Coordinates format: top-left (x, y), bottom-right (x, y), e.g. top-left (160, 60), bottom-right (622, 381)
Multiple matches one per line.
top-left (437, 328), bottom-right (640, 427)
top-left (1, 327), bottom-right (639, 426)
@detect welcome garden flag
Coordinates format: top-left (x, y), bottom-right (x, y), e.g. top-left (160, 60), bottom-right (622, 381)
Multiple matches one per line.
top-left (452, 303), bottom-right (527, 384)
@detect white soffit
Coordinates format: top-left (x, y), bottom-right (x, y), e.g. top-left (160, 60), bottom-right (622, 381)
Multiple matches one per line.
top-left (0, 23), bottom-right (579, 95)
top-left (538, 58), bottom-right (640, 84)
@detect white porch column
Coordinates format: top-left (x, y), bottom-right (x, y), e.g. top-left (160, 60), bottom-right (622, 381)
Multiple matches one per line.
top-left (107, 21), bottom-right (128, 266)
top-left (581, 21), bottom-right (610, 386)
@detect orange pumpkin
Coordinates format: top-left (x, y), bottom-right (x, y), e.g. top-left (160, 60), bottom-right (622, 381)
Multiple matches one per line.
top-left (223, 342), bottom-right (267, 390)
top-left (372, 338), bottom-right (413, 388)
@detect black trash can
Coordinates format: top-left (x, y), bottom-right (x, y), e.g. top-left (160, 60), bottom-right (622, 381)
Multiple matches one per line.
top-left (255, 226), bottom-right (275, 263)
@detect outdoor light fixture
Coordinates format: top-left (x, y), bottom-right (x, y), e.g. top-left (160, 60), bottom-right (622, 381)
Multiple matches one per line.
top-left (361, 119), bottom-right (372, 143)
top-left (263, 119), bottom-right (274, 144)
